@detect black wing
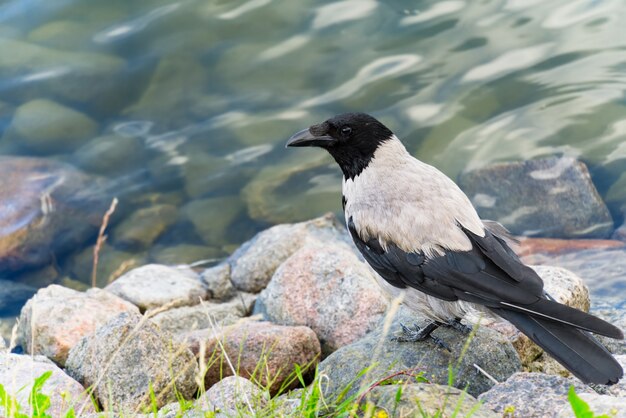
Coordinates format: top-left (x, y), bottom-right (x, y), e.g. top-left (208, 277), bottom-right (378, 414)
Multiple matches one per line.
top-left (347, 217), bottom-right (622, 339)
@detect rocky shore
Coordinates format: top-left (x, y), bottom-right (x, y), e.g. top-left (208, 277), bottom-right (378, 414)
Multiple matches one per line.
top-left (1, 214), bottom-right (625, 417)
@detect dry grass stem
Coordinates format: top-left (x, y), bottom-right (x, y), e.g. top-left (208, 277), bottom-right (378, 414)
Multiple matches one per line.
top-left (92, 197), bottom-right (119, 288)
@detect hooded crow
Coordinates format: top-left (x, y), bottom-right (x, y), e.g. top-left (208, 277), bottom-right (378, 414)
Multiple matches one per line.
top-left (286, 112), bottom-right (624, 385)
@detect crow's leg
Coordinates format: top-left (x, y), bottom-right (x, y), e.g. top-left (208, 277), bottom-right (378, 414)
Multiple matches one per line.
top-left (392, 321), bottom-right (450, 351)
top-left (445, 318), bottom-right (473, 335)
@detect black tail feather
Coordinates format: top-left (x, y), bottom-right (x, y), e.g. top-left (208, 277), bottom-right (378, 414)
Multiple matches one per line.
top-left (501, 298), bottom-right (624, 340)
top-left (493, 308), bottom-right (624, 385)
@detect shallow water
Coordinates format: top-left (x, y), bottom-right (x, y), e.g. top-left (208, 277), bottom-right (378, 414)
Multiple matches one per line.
top-left (1, 0), bottom-right (626, 318)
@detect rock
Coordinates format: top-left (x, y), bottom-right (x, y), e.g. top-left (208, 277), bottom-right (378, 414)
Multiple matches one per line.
top-left (200, 376), bottom-right (268, 417)
top-left (0, 157), bottom-right (111, 273)
top-left (484, 265), bottom-right (590, 374)
top-left (270, 389), bottom-right (303, 416)
top-left (181, 152), bottom-right (228, 199)
top-left (181, 196), bottom-right (245, 247)
top-left (458, 156), bottom-right (613, 238)
top-left (255, 243), bottom-right (388, 356)
top-left (557, 393), bottom-right (626, 418)
top-left (0, 316), bottom-right (16, 348)
top-left (606, 172), bottom-right (626, 209)
top-left (229, 213), bottom-right (351, 293)
top-left (362, 383), bottom-right (498, 418)
top-left (27, 20), bottom-right (96, 51)
top-left (200, 263), bottom-right (235, 301)
top-left (0, 279), bottom-right (36, 315)
top-left (5, 99), bottom-right (98, 154)
top-left (150, 293), bottom-right (256, 335)
top-left (11, 263), bottom-right (60, 289)
top-left (150, 244), bottom-right (226, 266)
top-left (16, 285), bottom-right (138, 366)
top-left (592, 303), bottom-right (626, 355)
top-left (106, 264), bottom-right (209, 312)
top-left (478, 372), bottom-right (595, 418)
top-left (0, 353), bottom-right (95, 416)
top-left (518, 237), bottom-right (625, 258)
top-left (74, 134), bottom-right (147, 176)
top-left (112, 204), bottom-right (178, 250)
top-left (181, 321), bottom-right (320, 395)
top-left (242, 152), bottom-right (341, 224)
top-left (65, 312), bottom-right (198, 413)
top-left (0, 38), bottom-right (126, 113)
top-left (64, 243), bottom-right (146, 287)
top-left (319, 306), bottom-right (521, 399)
top-left (123, 54), bottom-right (209, 131)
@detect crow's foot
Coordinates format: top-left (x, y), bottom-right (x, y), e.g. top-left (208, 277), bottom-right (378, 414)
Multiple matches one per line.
top-left (445, 318), bottom-right (473, 335)
top-left (392, 322), bottom-right (450, 351)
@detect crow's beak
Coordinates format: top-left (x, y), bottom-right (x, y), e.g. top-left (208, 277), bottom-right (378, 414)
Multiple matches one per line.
top-left (285, 128), bottom-right (335, 148)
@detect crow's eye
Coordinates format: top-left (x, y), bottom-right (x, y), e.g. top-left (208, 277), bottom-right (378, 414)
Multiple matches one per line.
top-left (341, 126), bottom-right (352, 137)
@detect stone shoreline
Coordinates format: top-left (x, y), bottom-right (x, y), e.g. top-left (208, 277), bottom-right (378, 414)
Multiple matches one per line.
top-left (1, 214), bottom-right (625, 417)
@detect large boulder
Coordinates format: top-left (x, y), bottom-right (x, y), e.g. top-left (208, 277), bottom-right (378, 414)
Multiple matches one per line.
top-left (198, 376), bottom-right (268, 417)
top-left (0, 353), bottom-right (95, 416)
top-left (0, 157), bottom-right (111, 272)
top-left (65, 312), bottom-right (198, 413)
top-left (228, 213), bottom-right (351, 293)
top-left (180, 320), bottom-right (321, 395)
top-left (318, 306), bottom-right (521, 399)
top-left (17, 285), bottom-right (138, 366)
top-left (105, 264), bottom-right (209, 311)
top-left (254, 243), bottom-right (389, 356)
top-left (458, 156), bottom-right (613, 238)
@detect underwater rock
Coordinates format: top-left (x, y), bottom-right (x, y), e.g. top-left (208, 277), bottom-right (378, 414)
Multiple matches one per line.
top-left (458, 156), bottom-right (613, 239)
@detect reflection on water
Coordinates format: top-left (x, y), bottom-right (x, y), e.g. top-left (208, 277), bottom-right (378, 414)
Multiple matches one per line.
top-left (0, 0), bottom-right (626, 317)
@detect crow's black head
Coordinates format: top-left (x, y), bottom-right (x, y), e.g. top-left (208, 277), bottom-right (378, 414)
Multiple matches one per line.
top-left (286, 113), bottom-right (394, 179)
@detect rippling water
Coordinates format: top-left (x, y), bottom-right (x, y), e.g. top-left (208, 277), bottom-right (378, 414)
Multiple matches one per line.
top-left (1, 0), bottom-right (625, 320)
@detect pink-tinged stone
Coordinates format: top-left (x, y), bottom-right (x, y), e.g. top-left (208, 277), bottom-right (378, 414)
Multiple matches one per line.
top-left (17, 284), bottom-right (138, 366)
top-left (180, 320), bottom-right (320, 395)
top-left (255, 244), bottom-right (389, 356)
top-left (0, 353), bottom-right (95, 416)
top-left (518, 237), bottom-right (624, 259)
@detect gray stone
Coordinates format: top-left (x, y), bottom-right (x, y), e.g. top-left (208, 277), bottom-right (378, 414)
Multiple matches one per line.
top-left (112, 204), bottom-right (178, 250)
top-left (557, 393), bottom-right (626, 418)
top-left (65, 312), bottom-right (198, 413)
top-left (150, 293), bottom-right (256, 335)
top-left (74, 134), bottom-right (147, 176)
top-left (362, 383), bottom-right (498, 418)
top-left (230, 213), bottom-right (351, 293)
top-left (0, 353), bottom-right (95, 416)
top-left (17, 285), bottom-right (139, 366)
top-left (181, 196), bottom-right (245, 247)
top-left (0, 157), bottom-right (111, 273)
top-left (106, 264), bottom-right (209, 311)
top-left (319, 306), bottom-right (521, 399)
top-left (150, 244), bottom-right (226, 266)
top-left (181, 152), bottom-right (228, 199)
top-left (5, 99), bottom-right (98, 154)
top-left (0, 316), bottom-right (16, 349)
top-left (255, 242), bottom-right (389, 356)
top-left (458, 157), bottom-right (613, 238)
top-left (200, 263), bottom-right (235, 301)
top-left (200, 376), bottom-right (268, 417)
top-left (27, 20), bottom-right (96, 50)
top-left (0, 279), bottom-right (36, 315)
top-left (591, 303), bottom-right (626, 355)
top-left (478, 372), bottom-right (594, 418)
top-left (0, 38), bottom-right (126, 113)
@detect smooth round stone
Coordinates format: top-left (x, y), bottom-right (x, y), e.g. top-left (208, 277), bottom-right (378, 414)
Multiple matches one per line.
top-left (150, 244), bottom-right (226, 266)
top-left (112, 204), bottom-right (178, 250)
top-left (74, 134), bottom-right (146, 175)
top-left (27, 20), bottom-right (96, 50)
top-left (7, 99), bottom-right (98, 154)
top-left (181, 196), bottom-right (244, 246)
